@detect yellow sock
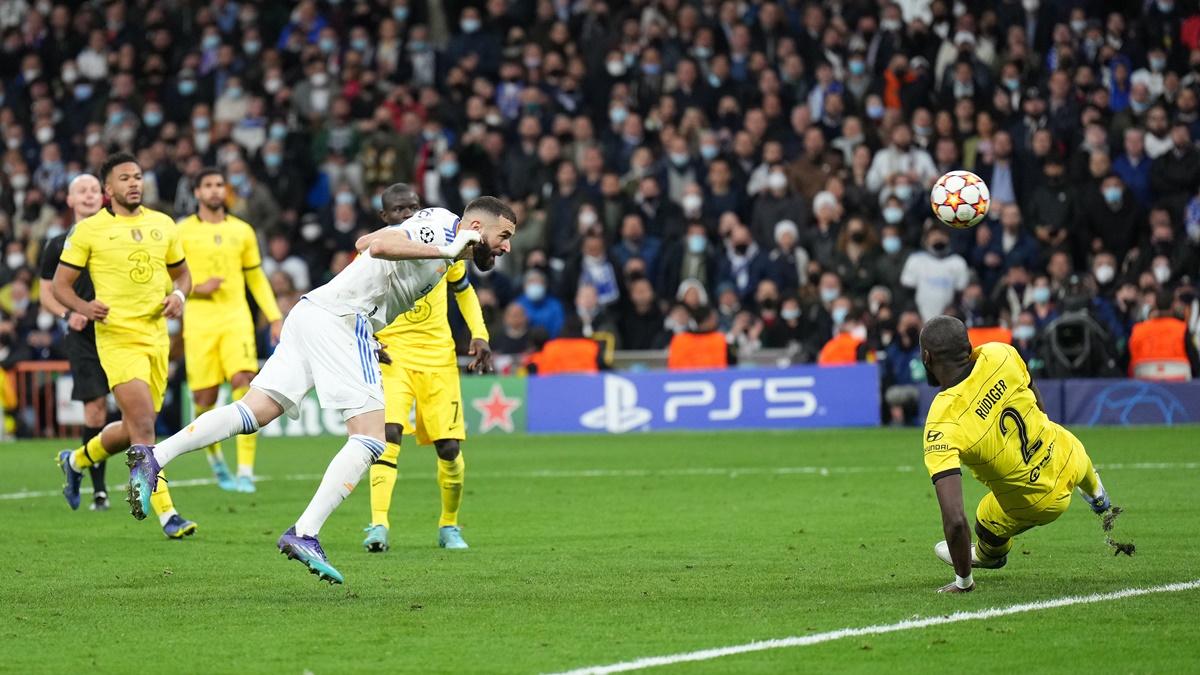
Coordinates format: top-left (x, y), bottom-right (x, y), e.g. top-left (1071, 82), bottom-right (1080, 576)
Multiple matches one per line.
top-left (437, 454), bottom-right (465, 528)
top-left (369, 442), bottom-right (402, 528)
top-left (72, 435), bottom-right (110, 470)
top-left (1077, 456), bottom-right (1104, 499)
top-left (150, 471), bottom-right (175, 516)
top-left (195, 402), bottom-right (225, 465)
top-left (977, 537), bottom-right (1012, 560)
top-left (232, 386), bottom-right (256, 475)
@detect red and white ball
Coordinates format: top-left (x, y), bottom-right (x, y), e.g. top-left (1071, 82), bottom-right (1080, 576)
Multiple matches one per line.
top-left (929, 170), bottom-right (990, 229)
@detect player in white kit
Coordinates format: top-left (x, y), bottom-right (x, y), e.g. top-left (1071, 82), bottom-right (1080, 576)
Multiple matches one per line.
top-left (126, 196), bottom-right (517, 583)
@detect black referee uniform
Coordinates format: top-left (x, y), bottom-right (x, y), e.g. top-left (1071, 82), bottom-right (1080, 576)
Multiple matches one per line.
top-left (40, 233), bottom-right (111, 504)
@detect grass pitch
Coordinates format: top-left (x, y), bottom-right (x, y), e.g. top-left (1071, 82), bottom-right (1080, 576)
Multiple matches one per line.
top-left (1, 427), bottom-right (1197, 674)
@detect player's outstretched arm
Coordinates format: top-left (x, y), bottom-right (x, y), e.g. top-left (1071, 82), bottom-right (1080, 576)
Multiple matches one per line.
top-left (358, 228), bottom-right (480, 261)
top-left (53, 264), bottom-right (108, 322)
top-left (933, 472), bottom-right (975, 593)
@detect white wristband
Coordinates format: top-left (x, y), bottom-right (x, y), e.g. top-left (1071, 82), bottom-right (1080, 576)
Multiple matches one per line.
top-left (955, 573), bottom-right (974, 590)
top-left (172, 289), bottom-right (187, 304)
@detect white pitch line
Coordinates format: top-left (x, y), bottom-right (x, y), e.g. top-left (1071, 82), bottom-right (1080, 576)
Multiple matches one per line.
top-left (546, 579), bottom-right (1200, 675)
top-left (4, 461), bottom-right (1197, 502)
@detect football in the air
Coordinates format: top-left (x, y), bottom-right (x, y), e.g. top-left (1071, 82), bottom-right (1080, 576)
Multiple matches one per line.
top-left (930, 170), bottom-right (990, 229)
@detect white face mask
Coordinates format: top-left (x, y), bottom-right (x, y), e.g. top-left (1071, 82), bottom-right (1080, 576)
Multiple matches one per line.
top-left (1153, 265), bottom-right (1172, 284)
top-left (10, 174), bottom-right (29, 189)
top-left (681, 194), bottom-right (702, 213)
top-left (850, 325), bottom-right (868, 341)
top-left (37, 312), bottom-right (55, 331)
top-left (6, 252), bottom-right (26, 269)
top-left (767, 172), bottom-right (788, 191)
top-left (1095, 264), bottom-right (1115, 284)
top-left (36, 127), bottom-right (54, 144)
top-left (301, 223), bottom-right (322, 241)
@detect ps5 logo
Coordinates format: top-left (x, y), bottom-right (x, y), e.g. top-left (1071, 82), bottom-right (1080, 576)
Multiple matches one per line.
top-left (579, 375), bottom-right (819, 433)
top-left (664, 377), bottom-right (817, 422)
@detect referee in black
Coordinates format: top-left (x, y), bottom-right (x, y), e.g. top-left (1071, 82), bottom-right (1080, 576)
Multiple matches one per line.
top-left (39, 174), bottom-right (112, 510)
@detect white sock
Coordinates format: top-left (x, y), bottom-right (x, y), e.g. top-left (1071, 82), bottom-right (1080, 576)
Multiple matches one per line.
top-left (237, 464), bottom-right (253, 478)
top-left (155, 401), bottom-right (259, 467)
top-left (158, 508), bottom-right (177, 527)
top-left (294, 435), bottom-right (385, 537)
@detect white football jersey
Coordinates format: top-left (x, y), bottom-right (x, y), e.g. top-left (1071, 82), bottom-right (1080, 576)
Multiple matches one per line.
top-left (303, 207), bottom-right (460, 332)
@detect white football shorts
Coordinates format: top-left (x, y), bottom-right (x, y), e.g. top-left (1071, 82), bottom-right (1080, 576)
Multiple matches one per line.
top-left (252, 298), bottom-right (385, 421)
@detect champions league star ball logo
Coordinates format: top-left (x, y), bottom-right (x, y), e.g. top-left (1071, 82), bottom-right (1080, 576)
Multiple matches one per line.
top-left (418, 225), bottom-right (436, 244)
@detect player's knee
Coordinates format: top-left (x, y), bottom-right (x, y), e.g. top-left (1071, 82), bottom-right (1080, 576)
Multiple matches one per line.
top-left (434, 439), bottom-right (460, 461)
top-left (384, 423), bottom-right (404, 446)
top-left (973, 520), bottom-right (1009, 548)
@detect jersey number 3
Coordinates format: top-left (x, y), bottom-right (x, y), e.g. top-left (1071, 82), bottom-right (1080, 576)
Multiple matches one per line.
top-left (998, 407), bottom-right (1042, 464)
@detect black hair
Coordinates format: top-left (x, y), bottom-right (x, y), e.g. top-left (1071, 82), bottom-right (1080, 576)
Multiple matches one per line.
top-left (100, 152), bottom-right (139, 184)
top-left (194, 166), bottom-right (224, 188)
top-left (464, 195), bottom-right (516, 225)
top-left (381, 182), bottom-right (418, 210)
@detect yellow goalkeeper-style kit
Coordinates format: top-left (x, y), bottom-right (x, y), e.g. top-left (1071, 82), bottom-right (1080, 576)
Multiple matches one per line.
top-left (923, 342), bottom-right (1099, 539)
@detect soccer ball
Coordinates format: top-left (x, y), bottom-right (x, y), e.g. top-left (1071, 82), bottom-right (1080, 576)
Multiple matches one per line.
top-left (929, 170), bottom-right (990, 229)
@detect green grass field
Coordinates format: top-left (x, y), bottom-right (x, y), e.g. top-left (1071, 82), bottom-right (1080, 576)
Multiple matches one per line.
top-left (1, 427), bottom-right (1197, 674)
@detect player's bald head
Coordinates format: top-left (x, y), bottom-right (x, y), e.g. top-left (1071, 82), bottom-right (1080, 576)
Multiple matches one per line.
top-left (920, 315), bottom-right (971, 366)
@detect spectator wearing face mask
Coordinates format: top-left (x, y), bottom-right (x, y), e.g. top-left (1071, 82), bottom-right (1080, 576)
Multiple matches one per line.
top-left (750, 164), bottom-right (808, 249)
top-left (718, 224), bottom-right (770, 304)
top-left (1078, 174), bottom-right (1143, 263)
top-left (881, 311), bottom-right (926, 426)
top-left (901, 228), bottom-right (970, 321)
top-left (658, 221), bottom-right (717, 301)
top-left (1028, 275), bottom-right (1060, 329)
top-left (1026, 155), bottom-right (1074, 254)
top-left (803, 190), bottom-right (843, 268)
top-left (832, 218), bottom-right (880, 300)
top-left (818, 308), bottom-right (870, 366)
top-left (563, 233), bottom-right (620, 310)
top-left (1126, 209), bottom-right (1196, 283)
top-left (762, 295), bottom-right (806, 350)
top-left (1011, 310), bottom-right (1042, 367)
top-left (766, 220), bottom-right (810, 294)
top-left (516, 268), bottom-right (565, 339)
top-left (610, 213), bottom-right (662, 281)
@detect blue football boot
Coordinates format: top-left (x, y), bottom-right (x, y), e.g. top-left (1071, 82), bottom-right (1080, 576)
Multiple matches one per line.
top-left (438, 526), bottom-right (469, 550)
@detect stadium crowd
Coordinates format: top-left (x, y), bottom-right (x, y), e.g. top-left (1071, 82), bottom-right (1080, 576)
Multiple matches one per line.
top-left (2, 0), bottom-right (1200, 424)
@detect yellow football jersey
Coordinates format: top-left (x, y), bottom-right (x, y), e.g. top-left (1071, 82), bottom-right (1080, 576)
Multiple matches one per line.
top-left (377, 260), bottom-right (482, 370)
top-left (60, 205), bottom-right (183, 347)
top-left (177, 213), bottom-right (272, 331)
top-left (923, 342), bottom-right (1077, 513)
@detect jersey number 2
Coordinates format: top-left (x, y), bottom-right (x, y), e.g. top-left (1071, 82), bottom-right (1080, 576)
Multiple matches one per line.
top-left (998, 407), bottom-right (1042, 464)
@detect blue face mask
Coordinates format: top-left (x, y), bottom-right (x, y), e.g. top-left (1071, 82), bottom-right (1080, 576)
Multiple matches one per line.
top-left (700, 144), bottom-right (719, 161)
top-left (866, 104), bottom-right (884, 120)
top-left (203, 34), bottom-right (220, 50)
top-left (393, 6), bottom-right (409, 21)
top-left (670, 152), bottom-right (690, 167)
top-left (883, 206), bottom-right (905, 224)
top-left (641, 63), bottom-right (662, 76)
top-left (831, 305), bottom-right (848, 323)
top-left (178, 80), bottom-right (197, 96)
top-left (822, 288), bottom-right (841, 305)
top-left (461, 18), bottom-right (481, 33)
top-left (1004, 78), bottom-right (1020, 91)
top-left (525, 283), bottom-right (546, 301)
top-left (609, 107), bottom-right (628, 125)
top-left (708, 73), bottom-right (722, 88)
top-left (461, 186), bottom-right (481, 201)
top-left (109, 111), bottom-right (126, 126)
top-left (1013, 325), bottom-right (1036, 341)
top-left (1032, 287), bottom-right (1051, 304)
top-left (269, 124), bottom-right (288, 140)
top-left (895, 184), bottom-right (914, 201)
top-left (849, 60), bottom-right (865, 76)
top-left (686, 233), bottom-right (707, 254)
top-left (371, 194), bottom-right (384, 211)
top-left (352, 37), bottom-right (369, 52)
top-left (243, 40), bottom-right (261, 55)
top-left (229, 173), bottom-right (247, 188)
top-left (319, 37), bottom-right (337, 54)
top-left (439, 161), bottom-right (459, 178)
top-left (264, 152), bottom-right (283, 169)
top-left (225, 87), bottom-right (242, 99)
top-left (882, 235), bottom-right (902, 254)
top-left (144, 110), bottom-right (163, 127)
top-left (74, 83), bottom-right (94, 100)
top-left (336, 192), bottom-right (356, 205)
top-left (192, 117), bottom-right (210, 131)
top-left (1103, 186), bottom-right (1123, 204)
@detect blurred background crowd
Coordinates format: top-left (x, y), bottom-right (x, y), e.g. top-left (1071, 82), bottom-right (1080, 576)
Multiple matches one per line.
top-left (2, 0), bottom-right (1200, 423)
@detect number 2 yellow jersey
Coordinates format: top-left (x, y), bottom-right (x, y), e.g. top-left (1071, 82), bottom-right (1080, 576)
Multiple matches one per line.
top-left (59, 205), bottom-right (183, 348)
top-left (177, 213), bottom-right (268, 333)
top-left (376, 260), bottom-right (468, 371)
top-left (923, 342), bottom-right (1077, 513)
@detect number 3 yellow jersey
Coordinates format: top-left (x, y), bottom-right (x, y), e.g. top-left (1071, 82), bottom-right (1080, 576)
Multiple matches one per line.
top-left (60, 206), bottom-right (183, 348)
top-left (923, 342), bottom-right (1077, 513)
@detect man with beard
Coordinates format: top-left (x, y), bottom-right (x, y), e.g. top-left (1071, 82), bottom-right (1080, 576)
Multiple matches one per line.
top-left (53, 154), bottom-right (198, 538)
top-left (126, 197), bottom-right (516, 584)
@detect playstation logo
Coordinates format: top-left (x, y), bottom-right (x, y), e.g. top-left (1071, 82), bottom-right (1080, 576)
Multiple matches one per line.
top-left (580, 375), bottom-right (652, 433)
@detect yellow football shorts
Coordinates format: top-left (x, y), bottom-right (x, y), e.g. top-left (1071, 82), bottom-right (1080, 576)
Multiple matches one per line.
top-left (976, 428), bottom-right (1094, 539)
top-left (96, 340), bottom-right (168, 412)
top-left (184, 326), bottom-right (259, 391)
top-left (381, 362), bottom-right (465, 445)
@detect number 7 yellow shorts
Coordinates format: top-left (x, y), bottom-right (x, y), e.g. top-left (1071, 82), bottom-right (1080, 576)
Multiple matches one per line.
top-left (183, 325), bottom-right (259, 391)
top-left (381, 361), bottom-right (466, 445)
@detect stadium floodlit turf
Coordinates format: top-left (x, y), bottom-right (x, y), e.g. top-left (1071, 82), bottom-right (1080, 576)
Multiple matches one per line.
top-left (2, 427), bottom-right (1197, 674)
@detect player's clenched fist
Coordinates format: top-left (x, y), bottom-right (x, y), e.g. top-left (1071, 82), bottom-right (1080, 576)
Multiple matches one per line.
top-left (437, 229), bottom-right (481, 260)
top-left (83, 299), bottom-right (109, 322)
top-left (162, 290), bottom-right (186, 319)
